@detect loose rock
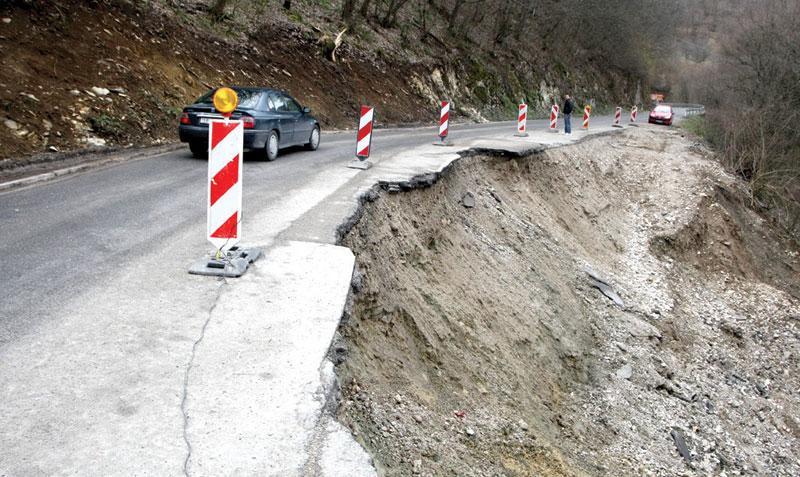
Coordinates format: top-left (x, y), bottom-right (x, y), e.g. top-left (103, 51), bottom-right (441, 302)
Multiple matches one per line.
top-left (461, 191), bottom-right (475, 208)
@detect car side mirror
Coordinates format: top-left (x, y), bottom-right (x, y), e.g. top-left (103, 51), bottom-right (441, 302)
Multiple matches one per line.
top-left (302, 106), bottom-right (311, 114)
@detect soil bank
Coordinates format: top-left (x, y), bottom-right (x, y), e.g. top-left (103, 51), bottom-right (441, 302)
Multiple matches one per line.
top-left (335, 127), bottom-right (800, 476)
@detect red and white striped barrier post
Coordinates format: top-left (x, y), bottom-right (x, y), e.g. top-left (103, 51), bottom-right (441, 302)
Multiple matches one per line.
top-left (207, 119), bottom-right (243, 250)
top-left (348, 105), bottom-right (374, 169)
top-left (189, 86), bottom-right (261, 278)
top-left (515, 103), bottom-right (528, 137)
top-left (439, 101), bottom-right (449, 138)
top-left (549, 104), bottom-right (559, 132)
top-left (613, 106), bottom-right (623, 128)
top-left (582, 105), bottom-right (591, 129)
top-left (630, 106), bottom-right (639, 126)
top-left (434, 101), bottom-right (453, 146)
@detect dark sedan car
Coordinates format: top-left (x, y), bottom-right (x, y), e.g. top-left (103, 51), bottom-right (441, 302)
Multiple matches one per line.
top-left (179, 87), bottom-right (320, 161)
top-left (648, 104), bottom-right (674, 126)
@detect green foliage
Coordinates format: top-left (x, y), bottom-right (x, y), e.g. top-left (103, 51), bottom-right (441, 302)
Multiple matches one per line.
top-left (287, 9), bottom-right (303, 23)
top-left (89, 114), bottom-right (123, 137)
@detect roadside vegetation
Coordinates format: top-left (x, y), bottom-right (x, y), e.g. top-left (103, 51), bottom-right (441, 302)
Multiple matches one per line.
top-left (672, 0), bottom-right (800, 238)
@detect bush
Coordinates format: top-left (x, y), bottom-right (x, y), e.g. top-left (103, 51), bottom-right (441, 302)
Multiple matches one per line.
top-left (89, 114), bottom-right (123, 137)
top-left (696, 3), bottom-right (800, 239)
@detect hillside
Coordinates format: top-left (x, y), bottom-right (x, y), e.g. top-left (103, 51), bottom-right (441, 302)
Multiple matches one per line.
top-left (0, 0), bottom-right (650, 166)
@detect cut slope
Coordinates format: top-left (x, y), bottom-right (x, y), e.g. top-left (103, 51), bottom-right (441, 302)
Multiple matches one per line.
top-left (336, 128), bottom-right (800, 476)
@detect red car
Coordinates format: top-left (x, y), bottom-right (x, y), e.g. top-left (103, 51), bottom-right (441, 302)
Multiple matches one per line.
top-left (649, 104), bottom-right (673, 126)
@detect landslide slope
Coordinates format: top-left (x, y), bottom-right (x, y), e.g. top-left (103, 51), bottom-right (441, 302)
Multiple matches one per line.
top-left (336, 127), bottom-right (800, 476)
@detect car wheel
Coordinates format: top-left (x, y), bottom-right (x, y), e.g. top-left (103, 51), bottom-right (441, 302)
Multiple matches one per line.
top-left (189, 141), bottom-right (207, 158)
top-left (265, 130), bottom-right (279, 161)
top-left (305, 126), bottom-right (320, 151)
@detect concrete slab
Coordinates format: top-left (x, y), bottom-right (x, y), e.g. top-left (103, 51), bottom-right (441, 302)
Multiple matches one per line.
top-left (185, 241), bottom-right (374, 476)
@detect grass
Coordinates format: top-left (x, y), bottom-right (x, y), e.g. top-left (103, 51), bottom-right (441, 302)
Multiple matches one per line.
top-left (680, 115), bottom-right (707, 138)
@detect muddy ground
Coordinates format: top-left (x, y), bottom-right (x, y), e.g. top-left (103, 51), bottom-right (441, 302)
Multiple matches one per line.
top-left (335, 127), bottom-right (800, 476)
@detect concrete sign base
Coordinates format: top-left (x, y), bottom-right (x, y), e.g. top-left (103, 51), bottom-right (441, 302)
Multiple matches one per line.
top-left (347, 160), bottom-right (373, 170)
top-left (188, 246), bottom-right (262, 278)
top-left (514, 132), bottom-right (529, 137)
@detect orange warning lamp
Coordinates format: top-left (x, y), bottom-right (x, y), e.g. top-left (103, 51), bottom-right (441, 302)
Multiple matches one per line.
top-left (213, 87), bottom-right (239, 116)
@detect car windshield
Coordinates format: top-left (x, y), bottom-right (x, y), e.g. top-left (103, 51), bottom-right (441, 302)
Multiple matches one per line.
top-left (655, 105), bottom-right (671, 113)
top-left (194, 88), bottom-right (263, 109)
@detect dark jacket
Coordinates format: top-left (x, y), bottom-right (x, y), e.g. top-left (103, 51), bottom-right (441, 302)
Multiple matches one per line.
top-left (563, 98), bottom-right (574, 115)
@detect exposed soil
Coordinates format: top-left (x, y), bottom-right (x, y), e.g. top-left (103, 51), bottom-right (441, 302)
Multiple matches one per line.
top-left (0, 0), bottom-right (636, 176)
top-left (335, 127), bottom-right (800, 476)
top-left (0, 0), bottom-right (430, 168)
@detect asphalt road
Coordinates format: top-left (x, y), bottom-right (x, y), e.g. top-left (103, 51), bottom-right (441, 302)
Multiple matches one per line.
top-left (1, 117), bottom-right (581, 345)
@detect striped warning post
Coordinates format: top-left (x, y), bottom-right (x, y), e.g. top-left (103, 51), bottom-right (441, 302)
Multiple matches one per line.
top-left (207, 119), bottom-right (244, 251)
top-left (549, 104), bottom-right (559, 132)
top-left (356, 106), bottom-right (374, 158)
top-left (515, 103), bottom-right (528, 137)
top-left (582, 105), bottom-right (591, 129)
top-left (439, 101), bottom-right (450, 138)
top-left (613, 106), bottom-right (623, 128)
top-left (630, 106), bottom-right (638, 123)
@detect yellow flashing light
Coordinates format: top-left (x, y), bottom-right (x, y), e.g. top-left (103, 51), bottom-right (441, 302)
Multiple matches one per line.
top-left (213, 87), bottom-right (239, 115)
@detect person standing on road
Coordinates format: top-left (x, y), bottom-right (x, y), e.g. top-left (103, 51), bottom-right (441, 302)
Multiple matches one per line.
top-left (563, 95), bottom-right (574, 134)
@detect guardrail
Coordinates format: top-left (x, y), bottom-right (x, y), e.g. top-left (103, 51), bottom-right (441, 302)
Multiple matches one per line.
top-left (666, 103), bottom-right (705, 117)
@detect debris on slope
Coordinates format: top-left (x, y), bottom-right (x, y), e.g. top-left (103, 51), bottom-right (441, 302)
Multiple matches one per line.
top-left (336, 127), bottom-right (800, 476)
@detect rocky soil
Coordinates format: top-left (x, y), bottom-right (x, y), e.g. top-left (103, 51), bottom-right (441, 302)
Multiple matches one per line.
top-left (335, 126), bottom-right (800, 476)
top-left (0, 0), bottom-right (431, 168)
top-left (0, 0), bottom-right (635, 174)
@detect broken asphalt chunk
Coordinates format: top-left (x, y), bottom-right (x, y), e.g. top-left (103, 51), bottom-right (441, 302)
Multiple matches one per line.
top-left (670, 428), bottom-right (692, 463)
top-left (584, 268), bottom-right (624, 307)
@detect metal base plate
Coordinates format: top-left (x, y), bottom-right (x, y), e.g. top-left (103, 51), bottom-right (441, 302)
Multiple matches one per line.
top-left (433, 140), bottom-right (454, 146)
top-left (514, 133), bottom-right (529, 137)
top-left (347, 160), bottom-right (373, 170)
top-left (188, 246), bottom-right (262, 278)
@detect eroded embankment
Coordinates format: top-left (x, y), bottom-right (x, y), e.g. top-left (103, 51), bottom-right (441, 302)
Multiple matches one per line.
top-left (334, 128), bottom-right (800, 476)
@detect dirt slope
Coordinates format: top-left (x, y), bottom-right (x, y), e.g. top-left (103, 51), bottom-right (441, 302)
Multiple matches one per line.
top-left (336, 127), bottom-right (800, 476)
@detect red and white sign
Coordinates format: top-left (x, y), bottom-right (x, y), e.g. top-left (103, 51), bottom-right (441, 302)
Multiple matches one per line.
top-left (549, 104), bottom-right (559, 130)
top-left (517, 104), bottom-right (528, 133)
top-left (582, 106), bottom-right (591, 129)
top-left (356, 106), bottom-right (374, 158)
top-left (439, 101), bottom-right (450, 138)
top-left (614, 106), bottom-right (622, 126)
top-left (207, 120), bottom-right (244, 250)
top-left (630, 106), bottom-right (638, 123)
